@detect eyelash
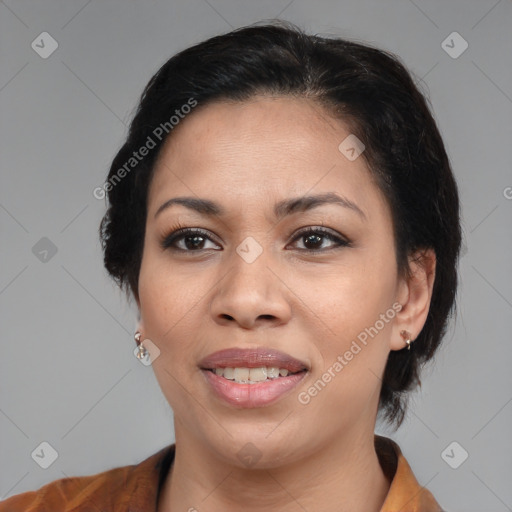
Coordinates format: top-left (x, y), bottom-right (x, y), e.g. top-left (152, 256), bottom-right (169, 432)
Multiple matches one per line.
top-left (160, 222), bottom-right (351, 253)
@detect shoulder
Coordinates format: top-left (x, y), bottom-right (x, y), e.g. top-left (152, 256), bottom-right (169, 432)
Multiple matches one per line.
top-left (0, 465), bottom-right (131, 512)
top-left (0, 444), bottom-right (175, 512)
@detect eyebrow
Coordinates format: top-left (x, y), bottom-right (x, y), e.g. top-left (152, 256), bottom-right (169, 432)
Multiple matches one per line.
top-left (154, 192), bottom-right (366, 221)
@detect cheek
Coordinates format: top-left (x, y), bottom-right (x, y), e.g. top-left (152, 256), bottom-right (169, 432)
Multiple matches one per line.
top-left (298, 303), bottom-right (392, 428)
top-left (138, 254), bottom-right (203, 363)
top-left (138, 263), bottom-right (204, 412)
top-left (299, 256), bottom-right (396, 332)
top-left (297, 260), bottom-right (396, 397)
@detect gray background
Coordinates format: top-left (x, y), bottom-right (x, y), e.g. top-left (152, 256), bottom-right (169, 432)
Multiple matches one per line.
top-left (1, 1), bottom-right (511, 510)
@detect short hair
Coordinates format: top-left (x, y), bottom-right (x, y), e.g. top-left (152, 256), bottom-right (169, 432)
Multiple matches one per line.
top-left (99, 20), bottom-right (461, 429)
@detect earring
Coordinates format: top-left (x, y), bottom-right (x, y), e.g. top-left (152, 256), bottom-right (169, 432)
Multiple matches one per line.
top-left (134, 331), bottom-right (148, 360)
top-left (400, 330), bottom-right (414, 351)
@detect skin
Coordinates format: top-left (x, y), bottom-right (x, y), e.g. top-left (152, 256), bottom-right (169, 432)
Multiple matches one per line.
top-left (135, 95), bottom-right (436, 512)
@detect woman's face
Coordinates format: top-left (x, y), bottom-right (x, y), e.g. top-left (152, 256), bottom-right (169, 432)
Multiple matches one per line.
top-left (137, 96), bottom-right (412, 466)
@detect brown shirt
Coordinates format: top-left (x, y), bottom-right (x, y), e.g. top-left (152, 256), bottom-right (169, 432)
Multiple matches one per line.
top-left (0, 435), bottom-right (443, 511)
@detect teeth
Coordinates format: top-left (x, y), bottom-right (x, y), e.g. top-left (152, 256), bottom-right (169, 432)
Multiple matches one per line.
top-left (223, 367), bottom-right (235, 379)
top-left (233, 367), bottom-right (249, 382)
top-left (211, 366), bottom-right (297, 383)
top-left (266, 367), bottom-right (280, 378)
top-left (249, 367), bottom-right (267, 382)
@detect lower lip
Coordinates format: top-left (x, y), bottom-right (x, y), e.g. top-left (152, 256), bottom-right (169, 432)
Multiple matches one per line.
top-left (201, 369), bottom-right (307, 408)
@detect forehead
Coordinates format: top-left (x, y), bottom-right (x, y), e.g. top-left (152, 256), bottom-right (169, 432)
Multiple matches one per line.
top-left (148, 96), bottom-right (386, 220)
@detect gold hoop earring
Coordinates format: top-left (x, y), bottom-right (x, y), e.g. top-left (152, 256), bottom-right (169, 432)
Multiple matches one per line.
top-left (400, 330), bottom-right (414, 351)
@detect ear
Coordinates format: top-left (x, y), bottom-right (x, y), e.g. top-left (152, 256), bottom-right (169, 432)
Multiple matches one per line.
top-left (390, 248), bottom-right (436, 351)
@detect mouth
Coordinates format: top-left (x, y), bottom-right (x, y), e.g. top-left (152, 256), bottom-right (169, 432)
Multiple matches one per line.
top-left (198, 347), bottom-right (309, 408)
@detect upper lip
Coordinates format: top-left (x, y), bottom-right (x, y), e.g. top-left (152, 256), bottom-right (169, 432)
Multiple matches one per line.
top-left (199, 347), bottom-right (309, 373)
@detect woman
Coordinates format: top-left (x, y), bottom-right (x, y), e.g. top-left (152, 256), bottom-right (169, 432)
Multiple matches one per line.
top-left (1, 21), bottom-right (459, 512)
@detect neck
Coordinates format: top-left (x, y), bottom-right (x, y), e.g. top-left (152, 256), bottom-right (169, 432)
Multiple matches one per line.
top-left (158, 423), bottom-right (391, 512)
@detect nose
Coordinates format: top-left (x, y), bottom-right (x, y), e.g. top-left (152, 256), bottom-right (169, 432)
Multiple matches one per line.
top-left (210, 248), bottom-right (292, 330)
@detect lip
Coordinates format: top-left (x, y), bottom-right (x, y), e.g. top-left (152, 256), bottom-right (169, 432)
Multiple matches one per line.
top-left (198, 347), bottom-right (309, 408)
top-left (201, 368), bottom-right (307, 408)
top-left (198, 347), bottom-right (309, 373)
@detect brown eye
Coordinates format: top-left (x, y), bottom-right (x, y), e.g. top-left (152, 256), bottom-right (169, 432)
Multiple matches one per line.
top-left (289, 227), bottom-right (350, 251)
top-left (161, 228), bottom-right (220, 251)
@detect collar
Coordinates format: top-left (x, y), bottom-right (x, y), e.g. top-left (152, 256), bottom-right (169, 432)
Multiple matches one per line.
top-left (374, 435), bottom-right (443, 511)
top-left (0, 435), bottom-right (443, 511)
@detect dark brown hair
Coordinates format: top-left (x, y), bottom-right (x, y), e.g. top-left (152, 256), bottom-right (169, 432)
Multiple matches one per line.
top-left (99, 20), bottom-right (461, 429)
